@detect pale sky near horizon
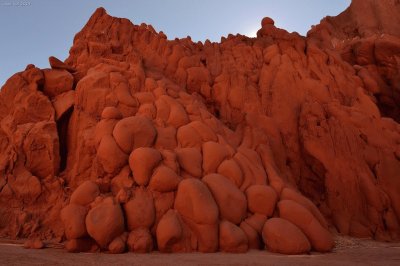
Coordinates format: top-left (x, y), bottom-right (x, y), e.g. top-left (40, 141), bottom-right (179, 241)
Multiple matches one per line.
top-left (0, 0), bottom-right (351, 86)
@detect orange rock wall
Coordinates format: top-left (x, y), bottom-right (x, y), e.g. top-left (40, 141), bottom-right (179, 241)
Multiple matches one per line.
top-left (0, 0), bottom-right (399, 254)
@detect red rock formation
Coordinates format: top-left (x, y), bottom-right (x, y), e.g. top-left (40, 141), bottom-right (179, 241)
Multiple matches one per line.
top-left (0, 0), bottom-right (399, 255)
top-left (308, 0), bottom-right (400, 121)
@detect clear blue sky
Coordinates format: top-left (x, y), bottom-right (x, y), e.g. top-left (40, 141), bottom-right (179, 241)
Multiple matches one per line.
top-left (0, 0), bottom-right (350, 87)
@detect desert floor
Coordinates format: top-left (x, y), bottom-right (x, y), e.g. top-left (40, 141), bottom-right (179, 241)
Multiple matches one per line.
top-left (0, 236), bottom-right (399, 266)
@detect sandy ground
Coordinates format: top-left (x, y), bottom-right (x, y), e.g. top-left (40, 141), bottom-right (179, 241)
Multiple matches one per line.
top-left (0, 236), bottom-right (399, 266)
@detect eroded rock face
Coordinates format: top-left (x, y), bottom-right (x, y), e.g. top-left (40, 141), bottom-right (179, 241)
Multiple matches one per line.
top-left (1, 0), bottom-right (400, 255)
top-left (308, 0), bottom-right (400, 123)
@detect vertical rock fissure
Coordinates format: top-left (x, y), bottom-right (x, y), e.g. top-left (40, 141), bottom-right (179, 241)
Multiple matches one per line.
top-left (57, 107), bottom-right (73, 172)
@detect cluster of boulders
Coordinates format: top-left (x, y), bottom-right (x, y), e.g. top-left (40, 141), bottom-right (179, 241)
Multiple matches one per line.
top-left (58, 76), bottom-right (333, 253)
top-left (61, 171), bottom-right (333, 254)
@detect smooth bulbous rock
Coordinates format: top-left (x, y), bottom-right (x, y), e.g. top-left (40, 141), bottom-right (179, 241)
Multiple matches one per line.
top-left (262, 218), bottom-right (311, 255)
top-left (156, 210), bottom-right (183, 252)
top-left (97, 135), bottom-right (128, 174)
top-left (94, 119), bottom-right (118, 146)
top-left (108, 233), bottom-right (128, 254)
top-left (176, 124), bottom-right (203, 149)
top-left (129, 147), bottom-right (161, 186)
top-left (280, 188), bottom-right (328, 229)
top-left (108, 238), bottom-right (125, 254)
top-left (127, 228), bottom-right (153, 253)
top-left (240, 221), bottom-right (262, 250)
top-left (176, 148), bottom-right (203, 178)
top-left (202, 174), bottom-right (247, 224)
top-left (70, 181), bottom-right (100, 206)
top-left (278, 200), bottom-right (334, 252)
top-left (85, 199), bottom-right (125, 248)
top-left (217, 159), bottom-right (244, 188)
top-left (219, 220), bottom-right (248, 253)
top-left (174, 178), bottom-right (219, 252)
top-left (245, 185), bottom-right (278, 217)
top-left (174, 178), bottom-right (219, 224)
top-left (60, 204), bottom-right (88, 240)
top-left (202, 141), bottom-right (231, 174)
top-left (149, 165), bottom-right (182, 192)
top-left (261, 17), bottom-right (275, 27)
top-left (244, 214), bottom-right (268, 234)
top-left (124, 188), bottom-right (155, 230)
top-left (112, 116), bottom-right (157, 153)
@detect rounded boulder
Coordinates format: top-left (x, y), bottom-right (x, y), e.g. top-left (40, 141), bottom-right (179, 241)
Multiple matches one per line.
top-left (240, 221), bottom-right (262, 250)
top-left (219, 220), bottom-right (248, 253)
top-left (174, 178), bottom-right (219, 252)
top-left (262, 218), bottom-right (311, 255)
top-left (202, 141), bottom-right (230, 174)
top-left (202, 174), bottom-right (247, 224)
top-left (108, 233), bottom-right (128, 254)
top-left (124, 188), bottom-right (155, 230)
top-left (278, 200), bottom-right (334, 252)
top-left (127, 228), bottom-right (153, 253)
top-left (149, 165), bottom-right (182, 192)
top-left (261, 17), bottom-right (275, 27)
top-left (129, 147), bottom-right (161, 186)
top-left (97, 135), bottom-right (128, 174)
top-left (245, 185), bottom-right (278, 217)
top-left (176, 148), bottom-right (202, 178)
top-left (60, 204), bottom-right (88, 240)
top-left (113, 116), bottom-right (157, 154)
top-left (217, 159), bottom-right (243, 188)
top-left (85, 199), bottom-right (125, 248)
top-left (156, 210), bottom-right (183, 252)
top-left (70, 181), bottom-right (100, 206)
top-left (174, 178), bottom-right (218, 224)
top-left (281, 188), bottom-right (328, 229)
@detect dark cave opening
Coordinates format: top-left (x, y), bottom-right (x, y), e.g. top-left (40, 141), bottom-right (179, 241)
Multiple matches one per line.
top-left (56, 107), bottom-right (73, 173)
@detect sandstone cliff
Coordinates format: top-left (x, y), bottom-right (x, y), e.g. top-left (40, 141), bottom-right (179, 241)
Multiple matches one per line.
top-left (0, 0), bottom-right (399, 254)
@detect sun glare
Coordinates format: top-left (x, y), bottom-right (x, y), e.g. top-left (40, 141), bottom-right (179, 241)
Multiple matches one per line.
top-left (246, 26), bottom-right (259, 38)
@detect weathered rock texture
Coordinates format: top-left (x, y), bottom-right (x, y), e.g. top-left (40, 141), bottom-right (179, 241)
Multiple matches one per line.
top-left (0, 0), bottom-right (400, 255)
